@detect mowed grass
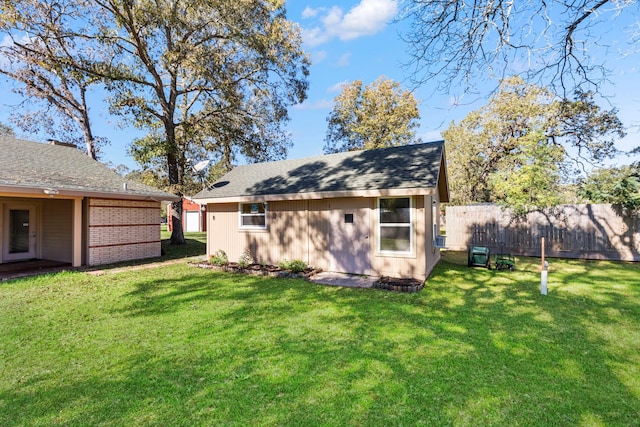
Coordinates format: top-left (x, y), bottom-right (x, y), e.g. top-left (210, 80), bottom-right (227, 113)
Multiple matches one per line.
top-left (1, 252), bottom-right (639, 426)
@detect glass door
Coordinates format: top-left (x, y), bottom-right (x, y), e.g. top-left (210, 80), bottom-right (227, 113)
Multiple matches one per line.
top-left (3, 205), bottom-right (36, 261)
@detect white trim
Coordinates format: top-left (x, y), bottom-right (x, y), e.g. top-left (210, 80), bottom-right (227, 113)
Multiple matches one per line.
top-left (195, 187), bottom-right (437, 205)
top-left (238, 202), bottom-right (268, 230)
top-left (377, 196), bottom-right (414, 255)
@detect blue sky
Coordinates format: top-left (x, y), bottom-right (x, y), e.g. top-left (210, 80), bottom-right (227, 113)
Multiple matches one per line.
top-left (1, 0), bottom-right (638, 170)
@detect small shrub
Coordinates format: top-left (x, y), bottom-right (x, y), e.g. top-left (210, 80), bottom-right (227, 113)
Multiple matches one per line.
top-left (277, 259), bottom-right (308, 273)
top-left (210, 250), bottom-right (228, 266)
top-left (238, 250), bottom-right (255, 269)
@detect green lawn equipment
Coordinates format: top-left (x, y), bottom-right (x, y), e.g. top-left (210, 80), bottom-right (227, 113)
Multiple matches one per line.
top-left (467, 246), bottom-right (491, 269)
top-left (494, 253), bottom-right (516, 271)
top-left (494, 242), bottom-right (515, 271)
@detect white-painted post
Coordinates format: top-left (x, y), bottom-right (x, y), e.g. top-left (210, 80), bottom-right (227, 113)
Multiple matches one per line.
top-left (540, 237), bottom-right (547, 295)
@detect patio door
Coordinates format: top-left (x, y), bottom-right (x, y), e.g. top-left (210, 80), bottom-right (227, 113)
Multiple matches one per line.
top-left (3, 204), bottom-right (37, 261)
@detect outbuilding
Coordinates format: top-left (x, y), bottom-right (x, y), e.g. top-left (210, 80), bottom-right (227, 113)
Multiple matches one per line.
top-left (0, 136), bottom-right (178, 267)
top-left (193, 141), bottom-right (449, 280)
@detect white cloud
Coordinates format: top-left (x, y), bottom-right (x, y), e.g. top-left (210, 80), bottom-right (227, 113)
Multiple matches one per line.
top-left (336, 53), bottom-right (351, 67)
top-left (310, 50), bottom-right (328, 64)
top-left (328, 81), bottom-right (350, 93)
top-left (302, 6), bottom-right (319, 19)
top-left (302, 0), bottom-right (398, 46)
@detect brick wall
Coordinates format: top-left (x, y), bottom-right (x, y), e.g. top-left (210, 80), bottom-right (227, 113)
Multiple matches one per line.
top-left (87, 198), bottom-right (161, 265)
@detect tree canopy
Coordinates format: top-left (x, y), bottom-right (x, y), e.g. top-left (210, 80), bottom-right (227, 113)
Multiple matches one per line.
top-left (401, 1), bottom-right (639, 96)
top-left (0, 1), bottom-right (106, 159)
top-left (324, 76), bottom-right (420, 154)
top-left (1, 0), bottom-right (309, 244)
top-left (443, 76), bottom-right (625, 214)
top-left (578, 165), bottom-right (640, 212)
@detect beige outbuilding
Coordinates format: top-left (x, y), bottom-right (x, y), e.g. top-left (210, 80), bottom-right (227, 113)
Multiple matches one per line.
top-left (194, 141), bottom-right (449, 280)
top-left (0, 136), bottom-right (178, 268)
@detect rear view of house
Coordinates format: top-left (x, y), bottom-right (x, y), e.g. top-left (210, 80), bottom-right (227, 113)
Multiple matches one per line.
top-left (194, 141), bottom-right (449, 280)
top-left (0, 136), bottom-right (178, 267)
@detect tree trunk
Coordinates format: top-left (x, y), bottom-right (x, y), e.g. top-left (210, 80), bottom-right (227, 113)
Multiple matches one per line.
top-left (166, 123), bottom-right (186, 245)
top-left (170, 198), bottom-right (185, 245)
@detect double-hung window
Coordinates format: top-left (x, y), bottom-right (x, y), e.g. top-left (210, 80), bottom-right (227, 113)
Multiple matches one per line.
top-left (378, 197), bottom-right (412, 253)
top-left (239, 203), bottom-right (267, 229)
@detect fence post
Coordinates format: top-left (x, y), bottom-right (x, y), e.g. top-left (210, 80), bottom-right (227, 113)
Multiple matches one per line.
top-left (541, 237), bottom-right (548, 295)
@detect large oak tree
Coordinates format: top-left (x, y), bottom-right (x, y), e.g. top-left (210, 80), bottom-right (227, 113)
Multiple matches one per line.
top-left (1, 0), bottom-right (309, 244)
top-left (324, 76), bottom-right (420, 154)
top-left (443, 77), bottom-right (625, 213)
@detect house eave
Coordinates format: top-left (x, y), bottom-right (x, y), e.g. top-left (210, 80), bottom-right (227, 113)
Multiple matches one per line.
top-left (194, 187), bottom-right (438, 204)
top-left (0, 184), bottom-right (179, 202)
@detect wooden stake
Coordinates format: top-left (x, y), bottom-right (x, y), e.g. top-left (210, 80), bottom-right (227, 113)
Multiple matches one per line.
top-left (541, 237), bottom-right (545, 271)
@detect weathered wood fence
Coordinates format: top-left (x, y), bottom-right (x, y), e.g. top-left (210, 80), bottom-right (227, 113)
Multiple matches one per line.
top-left (445, 204), bottom-right (640, 261)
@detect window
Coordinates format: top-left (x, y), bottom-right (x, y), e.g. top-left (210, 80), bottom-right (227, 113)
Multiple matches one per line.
top-left (239, 203), bottom-right (267, 229)
top-left (378, 197), bottom-right (412, 253)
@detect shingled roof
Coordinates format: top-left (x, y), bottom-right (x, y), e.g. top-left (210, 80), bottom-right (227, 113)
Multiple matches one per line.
top-left (194, 141), bottom-right (448, 202)
top-left (0, 136), bottom-right (178, 201)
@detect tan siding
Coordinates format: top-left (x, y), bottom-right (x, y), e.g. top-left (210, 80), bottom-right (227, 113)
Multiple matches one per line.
top-left (40, 199), bottom-right (73, 263)
top-left (308, 200), bottom-right (330, 270)
top-left (206, 196), bottom-right (438, 280)
top-left (207, 203), bottom-right (241, 261)
top-left (87, 198), bottom-right (161, 265)
top-left (208, 201), bottom-right (312, 265)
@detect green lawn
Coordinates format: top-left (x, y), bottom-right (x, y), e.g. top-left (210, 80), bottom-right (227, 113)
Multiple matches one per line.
top-left (1, 252), bottom-right (639, 426)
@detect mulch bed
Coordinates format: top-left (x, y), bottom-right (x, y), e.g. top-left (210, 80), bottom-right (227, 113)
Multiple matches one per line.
top-left (190, 261), bottom-right (424, 293)
top-left (373, 276), bottom-right (425, 293)
top-left (188, 261), bottom-right (321, 279)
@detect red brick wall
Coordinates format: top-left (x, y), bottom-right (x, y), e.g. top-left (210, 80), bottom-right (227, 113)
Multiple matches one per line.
top-left (87, 198), bottom-right (161, 265)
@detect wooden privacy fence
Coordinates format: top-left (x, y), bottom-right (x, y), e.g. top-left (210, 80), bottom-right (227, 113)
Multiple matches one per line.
top-left (445, 204), bottom-right (640, 261)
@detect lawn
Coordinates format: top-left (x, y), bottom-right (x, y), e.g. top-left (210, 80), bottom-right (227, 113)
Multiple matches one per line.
top-left (1, 252), bottom-right (639, 426)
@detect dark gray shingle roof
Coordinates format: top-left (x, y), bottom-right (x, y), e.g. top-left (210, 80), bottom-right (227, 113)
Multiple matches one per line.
top-left (195, 141), bottom-right (445, 199)
top-left (0, 136), bottom-right (177, 200)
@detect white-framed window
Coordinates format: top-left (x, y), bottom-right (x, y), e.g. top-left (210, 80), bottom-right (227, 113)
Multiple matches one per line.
top-left (239, 202), bottom-right (267, 229)
top-left (378, 197), bottom-right (412, 253)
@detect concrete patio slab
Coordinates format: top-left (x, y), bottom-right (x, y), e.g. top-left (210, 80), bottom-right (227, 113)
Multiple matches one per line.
top-left (308, 271), bottom-right (378, 288)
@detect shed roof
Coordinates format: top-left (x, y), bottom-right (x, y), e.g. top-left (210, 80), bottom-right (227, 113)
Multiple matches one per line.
top-left (194, 141), bottom-right (448, 202)
top-left (0, 136), bottom-right (178, 201)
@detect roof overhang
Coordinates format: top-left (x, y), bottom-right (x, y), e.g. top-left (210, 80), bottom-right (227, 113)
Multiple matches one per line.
top-left (194, 187), bottom-right (439, 204)
top-left (0, 184), bottom-right (180, 202)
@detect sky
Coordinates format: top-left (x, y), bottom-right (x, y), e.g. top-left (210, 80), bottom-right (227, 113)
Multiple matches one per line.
top-left (1, 0), bottom-right (638, 170)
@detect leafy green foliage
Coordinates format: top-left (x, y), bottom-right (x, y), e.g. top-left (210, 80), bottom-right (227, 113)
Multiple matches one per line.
top-left (443, 76), bottom-right (625, 212)
top-left (209, 250), bottom-right (229, 266)
top-left (277, 259), bottom-right (308, 273)
top-left (324, 76), bottom-right (421, 153)
top-left (237, 250), bottom-right (255, 269)
top-left (578, 165), bottom-right (640, 212)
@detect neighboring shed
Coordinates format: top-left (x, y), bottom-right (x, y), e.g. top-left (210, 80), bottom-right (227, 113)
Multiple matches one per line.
top-left (167, 197), bottom-right (207, 232)
top-left (193, 141), bottom-right (449, 280)
top-left (0, 136), bottom-right (178, 267)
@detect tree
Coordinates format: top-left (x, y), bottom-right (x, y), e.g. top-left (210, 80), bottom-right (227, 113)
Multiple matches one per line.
top-left (0, 1), bottom-right (106, 159)
top-left (3, 0), bottom-right (309, 245)
top-left (324, 76), bottom-right (420, 154)
top-left (0, 123), bottom-right (14, 136)
top-left (401, 1), bottom-right (639, 96)
top-left (578, 165), bottom-right (640, 212)
top-left (443, 77), bottom-right (625, 212)
top-left (97, 0), bottom-right (308, 244)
